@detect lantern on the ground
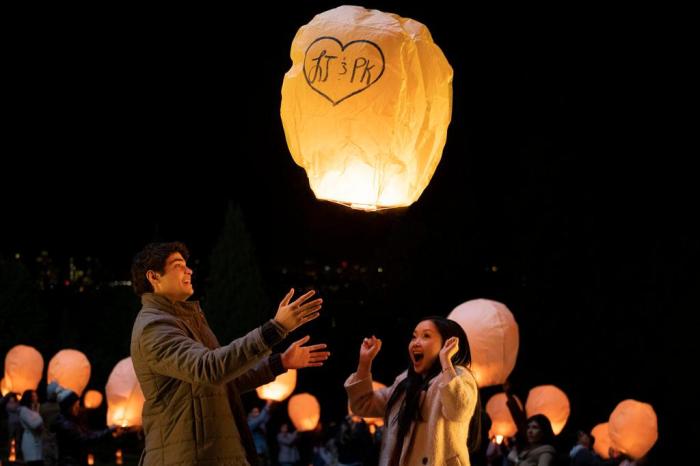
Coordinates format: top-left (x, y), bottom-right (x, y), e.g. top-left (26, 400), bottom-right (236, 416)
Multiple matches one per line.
top-left (486, 393), bottom-right (522, 439)
top-left (525, 385), bottom-right (570, 435)
top-left (48, 349), bottom-right (91, 396)
top-left (348, 380), bottom-right (386, 427)
top-left (281, 5), bottom-right (453, 210)
top-left (256, 369), bottom-right (296, 402)
top-left (591, 422), bottom-right (611, 460)
top-left (447, 299), bottom-right (519, 387)
top-left (288, 393), bottom-right (320, 432)
top-left (106, 357), bottom-right (145, 427)
top-left (83, 389), bottom-right (103, 409)
top-left (608, 399), bottom-right (657, 460)
top-left (4, 345), bottom-right (43, 393)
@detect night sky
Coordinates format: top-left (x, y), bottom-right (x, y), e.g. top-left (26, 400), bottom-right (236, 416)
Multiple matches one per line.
top-left (2, 2), bottom-right (691, 462)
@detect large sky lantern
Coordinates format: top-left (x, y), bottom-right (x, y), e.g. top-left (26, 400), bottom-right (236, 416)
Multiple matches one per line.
top-left (256, 369), bottom-right (297, 402)
top-left (83, 389), bottom-right (104, 409)
top-left (525, 385), bottom-right (570, 435)
top-left (447, 299), bottom-right (519, 387)
top-left (106, 357), bottom-right (145, 428)
top-left (4, 345), bottom-right (44, 393)
top-left (591, 422), bottom-right (611, 460)
top-left (288, 393), bottom-right (321, 432)
top-left (608, 399), bottom-right (658, 460)
top-left (486, 392), bottom-right (522, 440)
top-left (48, 349), bottom-right (91, 396)
top-left (281, 5), bottom-right (453, 211)
top-left (348, 380), bottom-right (386, 427)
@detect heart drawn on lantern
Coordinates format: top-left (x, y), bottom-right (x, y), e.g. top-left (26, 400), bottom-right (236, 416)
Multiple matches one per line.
top-left (304, 36), bottom-right (385, 106)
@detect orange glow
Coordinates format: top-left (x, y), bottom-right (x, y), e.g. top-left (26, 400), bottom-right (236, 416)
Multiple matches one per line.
top-left (288, 393), bottom-right (320, 432)
top-left (256, 369), bottom-right (296, 402)
top-left (84, 390), bottom-right (103, 409)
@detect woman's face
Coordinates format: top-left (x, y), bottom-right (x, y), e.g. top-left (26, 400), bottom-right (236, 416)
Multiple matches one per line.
top-left (526, 420), bottom-right (544, 445)
top-left (408, 320), bottom-right (444, 374)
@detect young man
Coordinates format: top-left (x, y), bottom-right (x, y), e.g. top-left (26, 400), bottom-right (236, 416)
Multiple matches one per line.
top-left (130, 241), bottom-right (329, 465)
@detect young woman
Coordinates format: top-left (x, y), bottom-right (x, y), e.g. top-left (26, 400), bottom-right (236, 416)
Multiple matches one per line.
top-left (345, 316), bottom-right (481, 466)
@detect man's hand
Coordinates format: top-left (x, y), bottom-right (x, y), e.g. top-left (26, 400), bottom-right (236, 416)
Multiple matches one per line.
top-left (274, 289), bottom-right (323, 333)
top-left (281, 335), bottom-right (330, 369)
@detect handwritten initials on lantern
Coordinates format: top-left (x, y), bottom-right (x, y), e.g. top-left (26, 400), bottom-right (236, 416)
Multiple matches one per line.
top-left (304, 36), bottom-right (385, 105)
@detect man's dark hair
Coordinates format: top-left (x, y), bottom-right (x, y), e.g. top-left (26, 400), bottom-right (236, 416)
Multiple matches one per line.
top-left (131, 241), bottom-right (189, 296)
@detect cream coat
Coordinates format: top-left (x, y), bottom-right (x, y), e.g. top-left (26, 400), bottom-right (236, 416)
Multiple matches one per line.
top-left (346, 365), bottom-right (477, 466)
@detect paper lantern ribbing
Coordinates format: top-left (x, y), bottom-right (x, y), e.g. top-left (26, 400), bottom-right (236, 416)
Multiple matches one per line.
top-left (84, 390), bottom-right (104, 409)
top-left (348, 380), bottom-right (386, 427)
top-left (48, 349), bottom-right (91, 396)
top-left (4, 345), bottom-right (43, 393)
top-left (591, 423), bottom-right (611, 460)
top-left (525, 385), bottom-right (570, 435)
top-left (106, 357), bottom-right (145, 427)
top-left (281, 5), bottom-right (453, 210)
top-left (486, 393), bottom-right (522, 439)
top-left (608, 400), bottom-right (657, 460)
top-left (288, 393), bottom-right (320, 432)
top-left (447, 299), bottom-right (519, 387)
top-left (256, 369), bottom-right (297, 402)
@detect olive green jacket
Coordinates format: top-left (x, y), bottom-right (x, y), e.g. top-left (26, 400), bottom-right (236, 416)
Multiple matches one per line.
top-left (131, 293), bottom-right (286, 466)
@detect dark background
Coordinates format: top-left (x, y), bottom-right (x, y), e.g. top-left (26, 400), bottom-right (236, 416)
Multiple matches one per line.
top-left (1, 1), bottom-right (691, 463)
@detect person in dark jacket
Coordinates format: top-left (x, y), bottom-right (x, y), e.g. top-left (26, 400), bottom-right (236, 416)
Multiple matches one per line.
top-left (130, 241), bottom-right (331, 465)
top-left (51, 389), bottom-right (118, 466)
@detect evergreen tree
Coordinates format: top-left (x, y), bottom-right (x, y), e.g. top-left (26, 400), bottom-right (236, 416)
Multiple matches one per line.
top-left (205, 202), bottom-right (270, 342)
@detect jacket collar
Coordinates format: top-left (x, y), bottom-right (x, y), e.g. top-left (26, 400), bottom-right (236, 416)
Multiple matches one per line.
top-left (141, 292), bottom-right (202, 317)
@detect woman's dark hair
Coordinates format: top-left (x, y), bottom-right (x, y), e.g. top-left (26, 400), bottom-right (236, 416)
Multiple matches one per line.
top-left (385, 316), bottom-right (482, 465)
top-left (19, 389), bottom-right (35, 407)
top-left (131, 241), bottom-right (189, 296)
top-left (527, 414), bottom-right (556, 446)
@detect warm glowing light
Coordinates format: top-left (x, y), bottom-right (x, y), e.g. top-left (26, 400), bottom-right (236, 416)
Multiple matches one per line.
top-left (281, 5), bottom-right (453, 210)
top-left (525, 385), bottom-right (570, 435)
top-left (288, 393), bottom-right (321, 432)
top-left (448, 300), bottom-right (519, 387)
top-left (256, 369), bottom-right (296, 402)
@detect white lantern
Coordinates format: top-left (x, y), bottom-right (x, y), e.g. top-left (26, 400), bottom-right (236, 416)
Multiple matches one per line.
top-left (525, 385), bottom-right (570, 435)
top-left (447, 299), bottom-right (519, 386)
top-left (106, 357), bottom-right (145, 427)
top-left (608, 399), bottom-right (657, 460)
top-left (48, 349), bottom-right (91, 396)
top-left (281, 5), bottom-right (453, 210)
top-left (288, 393), bottom-right (320, 432)
top-left (256, 369), bottom-right (296, 402)
top-left (591, 422), bottom-right (611, 460)
top-left (486, 392), bottom-right (522, 439)
top-left (4, 345), bottom-right (43, 393)
top-left (83, 389), bottom-right (104, 409)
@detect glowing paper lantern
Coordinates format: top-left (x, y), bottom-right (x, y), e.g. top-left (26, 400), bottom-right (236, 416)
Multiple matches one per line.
top-left (1, 377), bottom-right (12, 396)
top-left (4, 345), bottom-right (43, 393)
top-left (48, 349), bottom-right (91, 396)
top-left (447, 299), bottom-right (519, 386)
top-left (591, 422), bottom-right (611, 460)
top-left (348, 380), bottom-right (386, 427)
top-left (525, 385), bottom-right (570, 435)
top-left (256, 369), bottom-right (297, 402)
top-left (608, 399), bottom-right (657, 460)
top-left (281, 5), bottom-right (453, 210)
top-left (486, 393), bottom-right (522, 439)
top-left (288, 393), bottom-right (320, 432)
top-left (106, 357), bottom-right (145, 427)
top-left (83, 390), bottom-right (104, 409)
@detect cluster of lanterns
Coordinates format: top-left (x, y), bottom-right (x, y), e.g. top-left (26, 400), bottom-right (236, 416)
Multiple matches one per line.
top-left (2, 345), bottom-right (144, 428)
